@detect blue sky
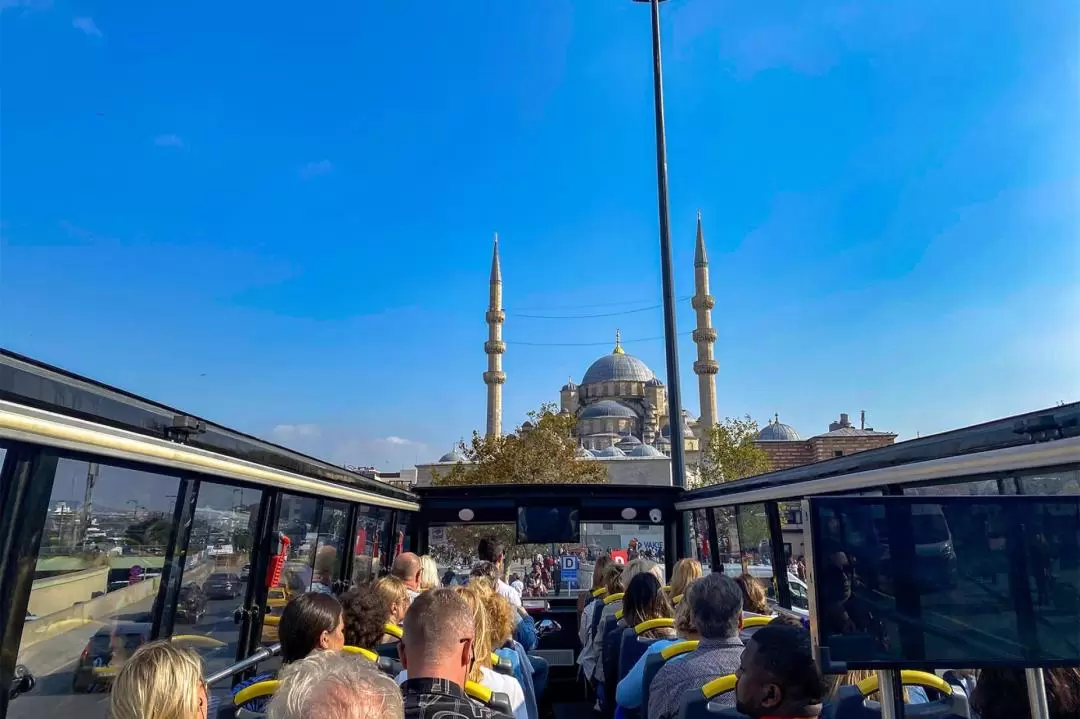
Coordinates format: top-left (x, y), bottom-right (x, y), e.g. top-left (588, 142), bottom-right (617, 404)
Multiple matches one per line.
top-left (2, 0), bottom-right (1077, 470)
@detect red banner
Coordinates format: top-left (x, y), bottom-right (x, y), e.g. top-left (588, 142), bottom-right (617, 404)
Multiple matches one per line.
top-left (611, 549), bottom-right (628, 565)
top-left (355, 528), bottom-right (368, 556)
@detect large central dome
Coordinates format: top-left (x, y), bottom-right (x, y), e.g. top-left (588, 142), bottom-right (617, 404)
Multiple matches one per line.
top-left (581, 332), bottom-right (655, 385)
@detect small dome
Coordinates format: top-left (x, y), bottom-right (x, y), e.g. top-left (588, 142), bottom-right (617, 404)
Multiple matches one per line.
top-left (660, 411), bottom-right (695, 438)
top-left (757, 414), bottom-right (802, 441)
top-left (616, 435), bottom-right (642, 450)
top-left (579, 400), bottom-right (638, 420)
top-left (521, 420), bottom-right (535, 429)
top-left (595, 445), bottom-right (627, 458)
top-left (562, 376), bottom-right (578, 391)
top-left (575, 444), bottom-right (596, 459)
top-left (646, 377), bottom-right (664, 387)
top-left (628, 444), bottom-right (665, 458)
top-left (438, 448), bottom-right (465, 463)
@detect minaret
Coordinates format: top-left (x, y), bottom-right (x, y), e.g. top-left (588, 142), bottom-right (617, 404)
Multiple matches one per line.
top-left (692, 212), bottom-right (718, 435)
top-left (484, 233), bottom-right (506, 437)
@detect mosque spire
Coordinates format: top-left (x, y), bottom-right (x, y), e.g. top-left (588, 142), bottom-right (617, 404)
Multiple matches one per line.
top-left (692, 212), bottom-right (719, 439)
top-left (613, 328), bottom-right (624, 354)
top-left (484, 233), bottom-right (506, 437)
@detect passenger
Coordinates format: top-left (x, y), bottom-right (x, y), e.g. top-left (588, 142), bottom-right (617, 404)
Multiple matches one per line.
top-left (973, 667), bottom-right (1080, 719)
top-left (474, 558), bottom-right (547, 689)
top-left (669, 558), bottom-right (703, 599)
top-left (616, 579), bottom-right (695, 710)
top-left (397, 588), bottom-right (514, 719)
top-left (734, 624), bottom-right (825, 719)
top-left (109, 640), bottom-right (207, 719)
top-left (475, 578), bottom-right (541, 719)
top-left (267, 650), bottom-right (404, 719)
top-left (647, 572), bottom-right (745, 719)
top-left (577, 555), bottom-right (614, 647)
top-left (623, 572), bottom-right (676, 638)
top-left (375, 575), bottom-right (412, 642)
top-left (310, 546), bottom-right (338, 594)
top-left (578, 563), bottom-right (624, 683)
top-left (340, 583), bottom-right (404, 674)
top-left (418, 554), bottom-right (440, 593)
top-left (592, 559), bottom-right (663, 687)
top-left (477, 535), bottom-right (523, 607)
top-left (391, 552), bottom-right (424, 601)
top-left (735, 572), bottom-right (770, 615)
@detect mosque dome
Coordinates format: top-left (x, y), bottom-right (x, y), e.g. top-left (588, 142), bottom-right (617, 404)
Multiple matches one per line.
top-left (616, 434), bottom-right (642, 451)
top-left (581, 330), bottom-right (655, 385)
top-left (438, 448), bottom-right (465, 463)
top-left (579, 400), bottom-right (638, 420)
top-left (562, 377), bottom-right (578, 391)
top-left (628, 444), bottom-right (666, 458)
top-left (575, 444), bottom-right (597, 459)
top-left (757, 414), bottom-right (802, 441)
top-left (660, 411), bottom-right (695, 438)
top-left (595, 445), bottom-right (627, 458)
top-left (645, 377), bottom-right (664, 388)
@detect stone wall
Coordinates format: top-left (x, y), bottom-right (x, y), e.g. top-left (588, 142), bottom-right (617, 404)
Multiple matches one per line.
top-left (27, 567), bottom-right (109, 617)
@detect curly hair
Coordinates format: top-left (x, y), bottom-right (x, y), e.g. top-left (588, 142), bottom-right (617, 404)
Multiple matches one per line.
top-left (452, 584), bottom-right (491, 683)
top-left (602, 563), bottom-right (625, 595)
top-left (469, 578), bottom-right (515, 649)
top-left (669, 558), bottom-right (702, 598)
top-left (339, 583), bottom-right (392, 650)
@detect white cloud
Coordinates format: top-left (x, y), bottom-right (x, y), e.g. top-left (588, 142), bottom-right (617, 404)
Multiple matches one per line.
top-left (379, 436), bottom-right (418, 446)
top-left (154, 134), bottom-right (184, 148)
top-left (261, 423), bottom-right (431, 468)
top-left (270, 423), bottom-right (322, 440)
top-left (299, 160), bottom-right (333, 180)
top-left (72, 16), bottom-right (101, 37)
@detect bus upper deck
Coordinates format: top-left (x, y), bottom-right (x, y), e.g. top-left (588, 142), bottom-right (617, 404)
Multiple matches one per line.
top-left (1, 349), bottom-right (1078, 718)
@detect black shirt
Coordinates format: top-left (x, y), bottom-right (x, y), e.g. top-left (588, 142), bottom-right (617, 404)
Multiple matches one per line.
top-left (402, 677), bottom-right (512, 719)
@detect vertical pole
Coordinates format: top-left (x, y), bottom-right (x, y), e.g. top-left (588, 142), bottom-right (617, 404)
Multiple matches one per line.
top-left (1025, 668), bottom-right (1051, 719)
top-left (877, 669), bottom-right (905, 719)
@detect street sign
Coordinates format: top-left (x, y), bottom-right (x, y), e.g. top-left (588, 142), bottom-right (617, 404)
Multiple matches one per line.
top-left (560, 555), bottom-right (579, 589)
top-left (561, 555), bottom-right (579, 571)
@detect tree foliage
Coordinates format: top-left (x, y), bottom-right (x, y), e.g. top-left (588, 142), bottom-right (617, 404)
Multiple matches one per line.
top-left (432, 403), bottom-right (607, 487)
top-left (692, 415), bottom-right (771, 489)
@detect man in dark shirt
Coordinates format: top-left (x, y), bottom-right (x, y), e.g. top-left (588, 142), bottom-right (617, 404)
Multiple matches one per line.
top-left (400, 588), bottom-right (512, 719)
top-left (734, 624), bottom-right (825, 718)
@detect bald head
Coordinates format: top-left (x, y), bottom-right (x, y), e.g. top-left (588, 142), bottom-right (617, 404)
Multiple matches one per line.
top-left (391, 552), bottom-right (422, 591)
top-left (401, 588), bottom-right (474, 680)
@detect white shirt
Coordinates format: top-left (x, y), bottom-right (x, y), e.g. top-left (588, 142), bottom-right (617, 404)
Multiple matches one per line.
top-left (395, 667), bottom-right (528, 719)
top-left (511, 579), bottom-right (525, 594)
top-left (497, 578), bottom-right (522, 607)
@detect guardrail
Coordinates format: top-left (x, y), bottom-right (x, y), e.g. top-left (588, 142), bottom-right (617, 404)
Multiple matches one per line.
top-left (205, 643), bottom-right (281, 687)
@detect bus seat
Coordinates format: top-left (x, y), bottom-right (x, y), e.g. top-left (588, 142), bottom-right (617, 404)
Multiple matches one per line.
top-left (826, 671), bottom-right (970, 719)
top-left (376, 641), bottom-right (399, 660)
top-left (672, 593), bottom-right (684, 606)
top-left (591, 594), bottom-right (622, 638)
top-left (615, 609), bottom-right (624, 620)
top-left (618, 618), bottom-right (676, 681)
top-left (232, 679), bottom-right (279, 718)
top-left (738, 614), bottom-right (772, 642)
top-left (492, 652), bottom-right (514, 676)
top-left (604, 592), bottom-right (625, 606)
top-left (465, 680), bottom-right (513, 717)
top-left (593, 587), bottom-right (609, 599)
top-left (342, 645), bottom-right (400, 676)
top-left (383, 623), bottom-right (404, 640)
top-left (678, 674), bottom-right (737, 719)
top-left (601, 618), bottom-right (627, 710)
top-left (642, 640), bottom-right (698, 716)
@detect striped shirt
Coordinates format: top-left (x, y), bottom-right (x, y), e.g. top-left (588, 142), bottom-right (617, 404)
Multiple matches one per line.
top-left (646, 635), bottom-right (744, 719)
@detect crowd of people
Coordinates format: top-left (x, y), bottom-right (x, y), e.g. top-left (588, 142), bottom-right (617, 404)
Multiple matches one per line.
top-left (103, 544), bottom-right (1080, 719)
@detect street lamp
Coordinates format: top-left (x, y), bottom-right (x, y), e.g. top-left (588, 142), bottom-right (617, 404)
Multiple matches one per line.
top-left (632, 0), bottom-right (685, 490)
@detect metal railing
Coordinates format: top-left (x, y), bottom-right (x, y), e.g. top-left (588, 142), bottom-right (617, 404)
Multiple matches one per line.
top-left (205, 643), bottom-right (280, 687)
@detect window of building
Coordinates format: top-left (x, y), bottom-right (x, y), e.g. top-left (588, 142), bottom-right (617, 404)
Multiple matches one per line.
top-left (833, 450), bottom-right (844, 457)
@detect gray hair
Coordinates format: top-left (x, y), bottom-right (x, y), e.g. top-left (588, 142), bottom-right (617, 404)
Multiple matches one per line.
top-left (266, 651), bottom-right (403, 719)
top-left (687, 572), bottom-right (742, 639)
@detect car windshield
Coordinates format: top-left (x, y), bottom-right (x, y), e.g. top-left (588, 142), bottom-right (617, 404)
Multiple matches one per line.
top-left (427, 521), bottom-right (665, 598)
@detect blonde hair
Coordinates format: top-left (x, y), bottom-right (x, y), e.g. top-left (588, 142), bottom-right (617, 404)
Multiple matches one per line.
top-left (418, 555), bottom-right (440, 592)
top-left (470, 578), bottom-right (514, 648)
top-left (109, 640), bottom-right (204, 719)
top-left (624, 558), bottom-right (663, 586)
top-left (375, 575), bottom-right (410, 608)
top-left (602, 564), bottom-right (625, 595)
top-left (674, 596), bottom-right (697, 637)
top-left (734, 573), bottom-right (769, 615)
top-left (669, 558), bottom-right (702, 598)
top-left (453, 585), bottom-right (491, 683)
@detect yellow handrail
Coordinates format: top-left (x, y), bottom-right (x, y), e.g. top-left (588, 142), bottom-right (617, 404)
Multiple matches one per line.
top-left (672, 594), bottom-right (683, 606)
top-left (342, 645), bottom-right (379, 662)
top-left (742, 615), bottom-right (771, 629)
top-left (660, 639), bottom-right (699, 660)
top-left (856, 671), bottom-right (952, 697)
top-left (262, 615), bottom-right (280, 626)
top-left (383, 623), bottom-right (404, 639)
top-left (170, 634), bottom-right (227, 647)
top-left (234, 679), bottom-right (280, 706)
top-left (615, 609), bottom-right (624, 620)
top-left (702, 674), bottom-right (737, 700)
top-left (465, 680), bottom-right (493, 703)
top-left (592, 587), bottom-right (608, 598)
top-left (634, 618), bottom-right (675, 635)
top-left (603, 592), bottom-right (624, 605)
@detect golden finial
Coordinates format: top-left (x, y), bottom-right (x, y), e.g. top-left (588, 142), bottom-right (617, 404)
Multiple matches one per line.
top-left (613, 328), bottom-right (624, 354)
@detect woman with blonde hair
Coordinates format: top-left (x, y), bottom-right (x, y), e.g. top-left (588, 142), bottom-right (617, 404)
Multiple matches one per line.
top-left (110, 640), bottom-right (207, 719)
top-left (473, 578), bottom-right (540, 719)
top-left (418, 555), bottom-right (440, 592)
top-left (668, 558), bottom-right (702, 599)
top-left (734, 572), bottom-right (770, 615)
top-left (374, 575), bottom-right (411, 642)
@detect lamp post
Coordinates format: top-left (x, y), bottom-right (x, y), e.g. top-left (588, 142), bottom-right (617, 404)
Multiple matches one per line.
top-left (633, 0), bottom-right (685, 491)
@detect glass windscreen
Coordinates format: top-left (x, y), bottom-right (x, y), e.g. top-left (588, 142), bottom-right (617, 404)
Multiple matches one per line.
top-left (809, 496), bottom-right (1080, 667)
top-left (427, 521), bottom-right (665, 598)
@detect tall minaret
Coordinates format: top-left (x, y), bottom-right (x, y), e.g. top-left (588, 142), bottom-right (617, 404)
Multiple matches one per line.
top-left (484, 233), bottom-right (506, 437)
top-left (692, 212), bottom-right (718, 435)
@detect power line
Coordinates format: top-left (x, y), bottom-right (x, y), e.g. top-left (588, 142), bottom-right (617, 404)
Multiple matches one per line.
top-left (505, 331), bottom-right (693, 347)
top-left (505, 295), bottom-right (693, 314)
top-left (506, 296), bottom-right (693, 319)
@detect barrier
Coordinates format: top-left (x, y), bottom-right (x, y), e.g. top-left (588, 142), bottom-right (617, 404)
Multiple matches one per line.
top-left (19, 576), bottom-right (161, 649)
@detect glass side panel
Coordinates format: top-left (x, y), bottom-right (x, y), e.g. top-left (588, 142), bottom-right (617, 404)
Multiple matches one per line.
top-left (312, 499), bottom-right (348, 594)
top-left (686, 509), bottom-right (712, 576)
top-left (10, 458), bottom-right (182, 719)
top-left (352, 505), bottom-right (392, 585)
top-left (1019, 469), bottom-right (1080, 495)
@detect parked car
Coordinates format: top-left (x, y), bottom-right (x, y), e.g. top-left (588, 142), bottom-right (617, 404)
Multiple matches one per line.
top-left (202, 572), bottom-right (242, 600)
top-left (176, 584), bottom-right (207, 623)
top-left (239, 563), bottom-right (251, 581)
top-left (72, 621), bottom-right (151, 693)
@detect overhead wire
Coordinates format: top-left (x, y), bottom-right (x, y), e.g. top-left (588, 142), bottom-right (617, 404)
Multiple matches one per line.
top-left (505, 331), bottom-right (693, 347)
top-left (505, 296), bottom-right (693, 319)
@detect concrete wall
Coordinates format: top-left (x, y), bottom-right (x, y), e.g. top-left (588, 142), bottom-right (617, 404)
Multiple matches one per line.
top-left (20, 576), bottom-right (161, 650)
top-left (27, 567), bottom-right (109, 617)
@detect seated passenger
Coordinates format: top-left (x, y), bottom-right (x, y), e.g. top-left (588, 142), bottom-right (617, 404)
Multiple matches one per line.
top-left (578, 562), bottom-right (624, 683)
top-left (647, 573), bottom-right (745, 719)
top-left (477, 536), bottom-right (522, 608)
top-left (419, 555), bottom-right (440, 593)
top-left (398, 588), bottom-right (513, 719)
top-left (973, 667), bottom-right (1080, 719)
top-left (475, 579), bottom-right (540, 719)
top-left (577, 555), bottom-right (614, 646)
top-left (267, 650), bottom-right (404, 719)
top-left (616, 581), bottom-right (696, 710)
top-left (233, 592), bottom-right (346, 712)
top-left (593, 559), bottom-right (663, 687)
top-left (735, 572), bottom-right (770, 616)
top-left (391, 552), bottom-right (423, 601)
top-left (734, 624), bottom-right (825, 719)
top-left (375, 575), bottom-right (411, 642)
top-left (110, 640), bottom-right (207, 719)
top-left (669, 558), bottom-right (703, 599)
top-left (340, 582), bottom-right (403, 674)
top-left (474, 559), bottom-right (547, 691)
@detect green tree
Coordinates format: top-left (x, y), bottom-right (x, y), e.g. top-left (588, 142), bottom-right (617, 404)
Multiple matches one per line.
top-left (692, 415), bottom-right (771, 489)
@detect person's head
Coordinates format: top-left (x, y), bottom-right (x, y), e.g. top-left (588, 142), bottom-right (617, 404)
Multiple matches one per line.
top-left (670, 558), bottom-right (703, 597)
top-left (592, 555), bottom-right (614, 589)
top-left (375, 575), bottom-right (411, 623)
top-left (267, 650), bottom-right (404, 719)
top-left (280, 592), bottom-right (345, 663)
top-left (109, 640), bottom-right (207, 719)
top-left (453, 584), bottom-right (492, 682)
top-left (602, 563), bottom-right (626, 595)
top-left (735, 625), bottom-right (824, 718)
top-left (470, 578), bottom-right (514, 649)
top-left (673, 594), bottom-right (699, 640)
top-left (973, 667), bottom-right (1080, 719)
top-left (313, 546), bottom-right (338, 584)
top-left (768, 613), bottom-right (807, 630)
top-left (470, 561), bottom-right (499, 582)
top-left (735, 573), bottom-right (770, 615)
top-left (687, 572), bottom-right (743, 640)
top-left (418, 555), bottom-right (440, 592)
top-left (477, 536), bottom-right (506, 572)
top-left (623, 572), bottom-right (674, 634)
top-left (624, 558), bottom-right (663, 586)
top-left (400, 588), bottom-right (476, 688)
top-left (339, 583), bottom-right (393, 650)
top-left (391, 552), bottom-right (423, 591)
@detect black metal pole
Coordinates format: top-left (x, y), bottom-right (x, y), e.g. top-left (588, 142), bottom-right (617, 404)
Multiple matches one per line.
top-left (643, 0), bottom-right (686, 491)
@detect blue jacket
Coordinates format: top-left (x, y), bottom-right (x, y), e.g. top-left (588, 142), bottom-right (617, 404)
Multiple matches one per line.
top-left (496, 641), bottom-right (538, 719)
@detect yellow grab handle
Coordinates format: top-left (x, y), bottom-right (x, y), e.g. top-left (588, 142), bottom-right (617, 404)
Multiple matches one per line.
top-left (634, 618), bottom-right (675, 635)
top-left (702, 674), bottom-right (738, 700)
top-left (262, 615), bottom-right (280, 626)
top-left (742, 615), bottom-right (771, 629)
top-left (342, 645), bottom-right (379, 662)
top-left (383, 623), bottom-right (404, 639)
top-left (856, 670), bottom-right (952, 697)
top-left (592, 587), bottom-right (608, 598)
top-left (615, 609), bottom-right (624, 620)
top-left (603, 592), bottom-right (624, 605)
top-left (465, 680), bottom-right (493, 703)
top-left (170, 634), bottom-right (227, 647)
top-left (234, 680), bottom-right (281, 706)
top-left (672, 594), bottom-right (683, 606)
top-left (660, 639), bottom-right (699, 660)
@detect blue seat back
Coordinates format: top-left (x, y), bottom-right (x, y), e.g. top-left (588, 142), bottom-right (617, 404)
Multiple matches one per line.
top-left (824, 684), bottom-right (970, 719)
top-left (617, 627), bottom-right (657, 682)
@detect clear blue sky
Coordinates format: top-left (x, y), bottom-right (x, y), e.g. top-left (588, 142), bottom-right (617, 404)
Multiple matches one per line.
top-left (2, 1), bottom-right (1077, 470)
